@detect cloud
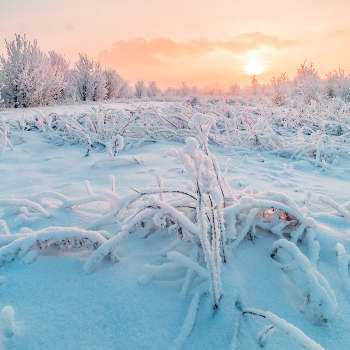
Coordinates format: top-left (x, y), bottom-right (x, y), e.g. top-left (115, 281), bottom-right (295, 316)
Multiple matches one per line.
top-left (98, 33), bottom-right (301, 66)
top-left (312, 25), bottom-right (348, 38)
top-left (327, 29), bottom-right (347, 38)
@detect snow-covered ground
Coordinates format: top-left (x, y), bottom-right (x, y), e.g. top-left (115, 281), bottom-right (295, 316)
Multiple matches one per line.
top-left (0, 101), bottom-right (350, 349)
top-left (0, 100), bottom-right (169, 122)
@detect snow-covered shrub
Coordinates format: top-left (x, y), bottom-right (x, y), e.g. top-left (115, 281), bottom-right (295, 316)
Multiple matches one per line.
top-left (222, 189), bottom-right (321, 275)
top-left (1, 109), bottom-right (344, 348)
top-left (85, 113), bottom-right (231, 310)
top-left (0, 195), bottom-right (51, 229)
top-left (15, 95), bottom-right (350, 168)
top-left (0, 219), bottom-right (10, 235)
top-left (106, 135), bottom-right (124, 157)
top-left (72, 54), bottom-right (106, 102)
top-left (1, 306), bottom-right (16, 339)
top-left (243, 309), bottom-right (325, 350)
top-left (0, 227), bottom-right (108, 266)
top-left (270, 239), bottom-right (337, 324)
top-left (316, 195), bottom-right (350, 222)
top-left (336, 243), bottom-right (350, 293)
top-left (0, 116), bottom-right (15, 161)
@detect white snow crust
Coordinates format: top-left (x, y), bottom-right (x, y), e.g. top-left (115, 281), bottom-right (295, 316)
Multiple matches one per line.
top-left (0, 100), bottom-right (350, 349)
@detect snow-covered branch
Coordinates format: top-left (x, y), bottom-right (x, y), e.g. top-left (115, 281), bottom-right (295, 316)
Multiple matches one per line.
top-left (243, 308), bottom-right (325, 350)
top-left (0, 227), bottom-right (107, 266)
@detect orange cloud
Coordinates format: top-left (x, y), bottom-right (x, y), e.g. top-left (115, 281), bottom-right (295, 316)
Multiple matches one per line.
top-left (327, 29), bottom-right (348, 38)
top-left (98, 33), bottom-right (300, 66)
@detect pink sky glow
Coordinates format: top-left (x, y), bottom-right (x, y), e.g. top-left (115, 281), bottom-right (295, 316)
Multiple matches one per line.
top-left (1, 0), bottom-right (349, 88)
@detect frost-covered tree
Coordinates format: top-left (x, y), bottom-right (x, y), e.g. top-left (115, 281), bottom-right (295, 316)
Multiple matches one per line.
top-left (293, 61), bottom-right (325, 104)
top-left (250, 74), bottom-right (259, 95)
top-left (325, 68), bottom-right (350, 101)
top-left (72, 54), bottom-right (107, 102)
top-left (179, 82), bottom-right (191, 97)
top-left (47, 51), bottom-right (72, 103)
top-left (270, 72), bottom-right (291, 105)
top-left (135, 79), bottom-right (146, 98)
top-left (0, 35), bottom-right (72, 107)
top-left (0, 34), bottom-right (47, 108)
top-left (119, 80), bottom-right (133, 99)
top-left (191, 85), bottom-right (201, 96)
top-left (146, 80), bottom-right (161, 98)
top-left (103, 69), bottom-right (131, 100)
top-left (162, 87), bottom-right (178, 97)
top-left (229, 83), bottom-right (241, 96)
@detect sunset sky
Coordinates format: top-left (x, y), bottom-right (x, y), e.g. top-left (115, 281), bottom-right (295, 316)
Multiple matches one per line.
top-left (1, 0), bottom-right (350, 88)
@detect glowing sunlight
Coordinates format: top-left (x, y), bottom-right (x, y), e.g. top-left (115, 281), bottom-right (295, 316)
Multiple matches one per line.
top-left (245, 61), bottom-right (264, 75)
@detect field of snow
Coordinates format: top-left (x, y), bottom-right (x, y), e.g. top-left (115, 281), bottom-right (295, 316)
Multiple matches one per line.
top-left (0, 99), bottom-right (350, 349)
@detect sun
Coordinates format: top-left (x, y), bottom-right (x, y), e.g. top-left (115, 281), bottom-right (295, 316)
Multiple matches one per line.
top-left (245, 62), bottom-right (264, 75)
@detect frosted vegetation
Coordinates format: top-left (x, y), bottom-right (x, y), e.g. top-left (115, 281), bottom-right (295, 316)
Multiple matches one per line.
top-left (1, 34), bottom-right (350, 107)
top-left (0, 34), bottom-right (350, 349)
top-left (1, 97), bottom-right (350, 348)
top-left (1, 94), bottom-right (349, 167)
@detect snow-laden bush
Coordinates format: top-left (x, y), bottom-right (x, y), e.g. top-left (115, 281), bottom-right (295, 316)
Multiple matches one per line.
top-left (270, 239), bottom-right (337, 324)
top-left (224, 190), bottom-right (320, 265)
top-left (1, 110), bottom-right (346, 349)
top-left (0, 227), bottom-right (108, 266)
top-left (243, 309), bottom-right (325, 350)
top-left (85, 113), bottom-right (229, 309)
top-left (336, 243), bottom-right (350, 293)
top-left (315, 194), bottom-right (350, 222)
top-left (1, 306), bottom-right (16, 339)
top-left (14, 95), bottom-right (350, 168)
top-left (0, 116), bottom-right (14, 161)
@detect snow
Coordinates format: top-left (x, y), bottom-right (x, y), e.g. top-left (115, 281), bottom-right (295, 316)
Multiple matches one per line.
top-left (1, 306), bottom-right (16, 338)
top-left (243, 308), bottom-right (325, 350)
top-left (336, 243), bottom-right (350, 293)
top-left (0, 100), bottom-right (350, 349)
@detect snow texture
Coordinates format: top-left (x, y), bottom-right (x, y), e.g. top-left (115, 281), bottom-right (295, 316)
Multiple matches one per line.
top-left (0, 100), bottom-right (350, 349)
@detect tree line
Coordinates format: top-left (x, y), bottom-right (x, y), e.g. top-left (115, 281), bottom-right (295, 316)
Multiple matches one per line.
top-left (1, 34), bottom-right (350, 108)
top-left (0, 35), bottom-right (163, 108)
